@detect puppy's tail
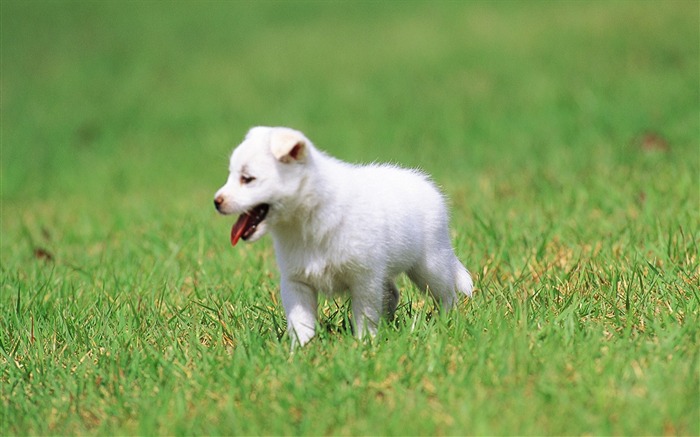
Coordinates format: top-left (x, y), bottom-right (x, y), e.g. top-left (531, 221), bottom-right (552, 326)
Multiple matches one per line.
top-left (455, 260), bottom-right (474, 298)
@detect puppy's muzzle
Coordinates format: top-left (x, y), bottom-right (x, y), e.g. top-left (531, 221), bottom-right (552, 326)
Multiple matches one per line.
top-left (214, 195), bottom-right (225, 212)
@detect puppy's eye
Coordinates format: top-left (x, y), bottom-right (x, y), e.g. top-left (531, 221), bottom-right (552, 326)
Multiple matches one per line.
top-left (240, 175), bottom-right (256, 185)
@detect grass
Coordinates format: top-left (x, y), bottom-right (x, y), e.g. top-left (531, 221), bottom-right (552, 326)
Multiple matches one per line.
top-left (1, 1), bottom-right (698, 435)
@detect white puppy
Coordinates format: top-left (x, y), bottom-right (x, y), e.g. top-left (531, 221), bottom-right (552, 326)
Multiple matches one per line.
top-left (214, 127), bottom-right (473, 346)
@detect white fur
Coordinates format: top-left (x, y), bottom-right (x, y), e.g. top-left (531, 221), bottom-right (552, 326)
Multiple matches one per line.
top-left (214, 127), bottom-right (473, 347)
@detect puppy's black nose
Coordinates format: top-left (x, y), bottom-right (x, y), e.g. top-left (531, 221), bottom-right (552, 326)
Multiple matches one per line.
top-left (214, 196), bottom-right (224, 210)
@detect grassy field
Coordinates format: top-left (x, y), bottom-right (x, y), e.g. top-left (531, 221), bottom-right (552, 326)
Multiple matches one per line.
top-left (2, 1), bottom-right (698, 435)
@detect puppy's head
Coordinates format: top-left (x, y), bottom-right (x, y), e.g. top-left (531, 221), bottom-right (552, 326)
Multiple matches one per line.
top-left (214, 126), bottom-right (310, 246)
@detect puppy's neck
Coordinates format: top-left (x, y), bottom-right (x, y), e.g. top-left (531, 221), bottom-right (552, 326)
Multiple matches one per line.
top-left (271, 152), bottom-right (347, 245)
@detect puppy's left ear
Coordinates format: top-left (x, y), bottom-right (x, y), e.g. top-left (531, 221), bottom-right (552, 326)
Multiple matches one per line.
top-left (270, 130), bottom-right (307, 164)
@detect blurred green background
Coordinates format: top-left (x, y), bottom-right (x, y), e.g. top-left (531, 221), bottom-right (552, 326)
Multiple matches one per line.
top-left (3, 1), bottom-right (697, 203)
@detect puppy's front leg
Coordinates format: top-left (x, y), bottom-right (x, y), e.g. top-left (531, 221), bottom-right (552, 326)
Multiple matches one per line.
top-left (280, 278), bottom-right (318, 347)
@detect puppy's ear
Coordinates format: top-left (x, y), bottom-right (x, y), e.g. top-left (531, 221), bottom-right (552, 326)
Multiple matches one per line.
top-left (270, 130), bottom-right (307, 164)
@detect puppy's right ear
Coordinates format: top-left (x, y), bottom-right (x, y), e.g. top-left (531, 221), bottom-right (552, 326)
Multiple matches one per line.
top-left (270, 130), bottom-right (307, 164)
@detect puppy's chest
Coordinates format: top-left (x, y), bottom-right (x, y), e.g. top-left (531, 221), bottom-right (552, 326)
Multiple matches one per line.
top-left (280, 247), bottom-right (356, 295)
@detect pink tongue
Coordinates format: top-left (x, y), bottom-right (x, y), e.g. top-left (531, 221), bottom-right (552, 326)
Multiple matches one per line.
top-left (230, 213), bottom-right (251, 246)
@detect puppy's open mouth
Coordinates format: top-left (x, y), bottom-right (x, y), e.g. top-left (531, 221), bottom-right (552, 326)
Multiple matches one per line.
top-left (230, 204), bottom-right (269, 246)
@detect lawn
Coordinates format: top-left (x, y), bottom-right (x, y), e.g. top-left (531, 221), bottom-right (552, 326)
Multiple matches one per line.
top-left (1, 1), bottom-right (698, 435)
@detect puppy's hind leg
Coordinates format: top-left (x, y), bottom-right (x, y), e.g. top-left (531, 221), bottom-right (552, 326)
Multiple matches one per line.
top-left (382, 280), bottom-right (400, 321)
top-left (350, 276), bottom-right (386, 339)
